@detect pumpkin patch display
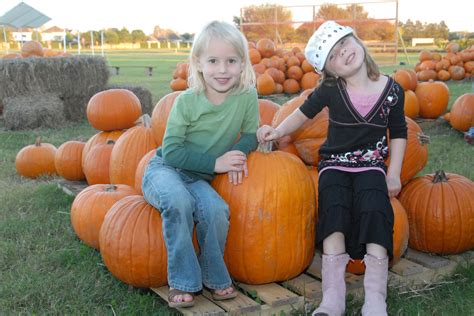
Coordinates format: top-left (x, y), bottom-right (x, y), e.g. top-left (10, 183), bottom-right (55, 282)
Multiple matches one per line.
top-left (99, 195), bottom-right (168, 288)
top-left (15, 137), bottom-right (57, 178)
top-left (86, 89), bottom-right (142, 131)
top-left (212, 144), bottom-right (316, 284)
top-left (71, 184), bottom-right (137, 249)
top-left (399, 171), bottom-right (474, 254)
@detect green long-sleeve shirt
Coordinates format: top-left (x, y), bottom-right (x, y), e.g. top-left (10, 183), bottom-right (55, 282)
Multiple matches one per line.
top-left (157, 87), bottom-right (259, 181)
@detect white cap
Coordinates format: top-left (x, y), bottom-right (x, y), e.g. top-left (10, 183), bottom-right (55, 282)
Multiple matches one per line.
top-left (304, 21), bottom-right (353, 73)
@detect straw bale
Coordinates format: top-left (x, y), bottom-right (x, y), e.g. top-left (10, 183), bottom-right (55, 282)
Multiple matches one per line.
top-left (0, 55), bottom-right (109, 100)
top-left (3, 93), bottom-right (66, 130)
top-left (105, 84), bottom-right (153, 114)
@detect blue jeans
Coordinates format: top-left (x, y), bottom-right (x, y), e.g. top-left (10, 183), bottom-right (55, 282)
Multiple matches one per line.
top-left (142, 155), bottom-right (232, 292)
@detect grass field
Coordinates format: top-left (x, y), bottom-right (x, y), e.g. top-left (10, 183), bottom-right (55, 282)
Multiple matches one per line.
top-left (0, 49), bottom-right (473, 315)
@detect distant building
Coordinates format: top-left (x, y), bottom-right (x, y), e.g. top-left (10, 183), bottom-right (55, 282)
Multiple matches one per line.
top-left (12, 28), bottom-right (33, 41)
top-left (42, 26), bottom-right (65, 42)
top-left (411, 38), bottom-right (435, 47)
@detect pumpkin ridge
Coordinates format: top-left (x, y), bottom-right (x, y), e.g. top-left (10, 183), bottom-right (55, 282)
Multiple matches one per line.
top-left (128, 199), bottom-right (145, 285)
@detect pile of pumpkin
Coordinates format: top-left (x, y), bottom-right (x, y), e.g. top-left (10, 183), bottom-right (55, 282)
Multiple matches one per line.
top-left (392, 68), bottom-right (474, 133)
top-left (1, 40), bottom-right (69, 59)
top-left (414, 43), bottom-right (474, 82)
top-left (14, 88), bottom-right (474, 288)
top-left (169, 38), bottom-right (321, 96)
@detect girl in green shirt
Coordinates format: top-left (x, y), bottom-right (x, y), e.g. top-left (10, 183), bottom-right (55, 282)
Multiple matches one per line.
top-left (142, 20), bottom-right (259, 308)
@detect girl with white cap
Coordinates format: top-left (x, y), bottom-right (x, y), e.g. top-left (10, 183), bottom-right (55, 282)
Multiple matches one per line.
top-left (257, 21), bottom-right (407, 316)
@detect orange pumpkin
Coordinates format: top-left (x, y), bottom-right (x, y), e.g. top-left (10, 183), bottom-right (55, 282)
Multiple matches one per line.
top-left (99, 195), bottom-right (168, 287)
top-left (151, 91), bottom-right (181, 146)
top-left (170, 78), bottom-right (188, 91)
top-left (386, 117), bottom-right (429, 185)
top-left (448, 65), bottom-right (465, 80)
top-left (109, 115), bottom-right (158, 187)
top-left (71, 184), bottom-right (137, 249)
top-left (256, 39), bottom-right (276, 58)
top-left (403, 90), bottom-right (419, 119)
top-left (83, 140), bottom-right (115, 185)
top-left (286, 66), bottom-right (304, 81)
top-left (283, 79), bottom-right (301, 94)
top-left (300, 72), bottom-right (320, 90)
top-left (346, 198), bottom-right (409, 274)
top-left (16, 137), bottom-right (57, 178)
top-left (21, 41), bottom-right (44, 57)
top-left (399, 171), bottom-right (474, 254)
top-left (272, 96), bottom-right (328, 165)
top-left (415, 80), bottom-right (449, 119)
top-left (134, 149), bottom-right (156, 195)
top-left (258, 99), bottom-right (280, 126)
top-left (54, 141), bottom-right (85, 181)
top-left (212, 145), bottom-right (316, 284)
top-left (257, 73), bottom-right (275, 95)
top-left (87, 89), bottom-right (142, 131)
top-left (82, 130), bottom-right (124, 168)
top-left (449, 93), bottom-right (474, 132)
top-left (249, 48), bottom-right (262, 65)
top-left (393, 69), bottom-right (417, 91)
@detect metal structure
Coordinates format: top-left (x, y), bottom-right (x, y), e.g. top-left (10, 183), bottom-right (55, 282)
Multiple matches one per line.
top-left (240, 0), bottom-right (399, 65)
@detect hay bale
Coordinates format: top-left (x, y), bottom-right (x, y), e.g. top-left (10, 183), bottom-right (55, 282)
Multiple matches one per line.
top-left (3, 93), bottom-right (66, 130)
top-left (105, 84), bottom-right (153, 114)
top-left (0, 55), bottom-right (109, 101)
top-left (0, 55), bottom-right (109, 122)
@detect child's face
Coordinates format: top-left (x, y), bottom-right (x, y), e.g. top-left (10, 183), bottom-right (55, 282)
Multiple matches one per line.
top-left (325, 35), bottom-right (365, 77)
top-left (197, 39), bottom-right (243, 98)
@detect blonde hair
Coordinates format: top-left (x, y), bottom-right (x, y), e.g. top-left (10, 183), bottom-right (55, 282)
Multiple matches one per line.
top-left (188, 21), bottom-right (256, 95)
top-left (321, 33), bottom-right (380, 86)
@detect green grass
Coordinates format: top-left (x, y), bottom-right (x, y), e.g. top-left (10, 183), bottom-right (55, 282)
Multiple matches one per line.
top-left (0, 50), bottom-right (473, 314)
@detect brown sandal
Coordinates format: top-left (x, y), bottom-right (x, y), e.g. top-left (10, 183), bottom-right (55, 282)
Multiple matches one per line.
top-left (211, 285), bottom-right (238, 301)
top-left (168, 288), bottom-right (195, 308)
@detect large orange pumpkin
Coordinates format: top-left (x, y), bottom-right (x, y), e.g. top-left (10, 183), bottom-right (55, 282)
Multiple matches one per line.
top-left (403, 90), bottom-right (419, 119)
top-left (71, 184), bottom-right (137, 249)
top-left (54, 141), bottom-right (85, 181)
top-left (212, 145), bottom-right (316, 284)
top-left (21, 41), bottom-right (44, 57)
top-left (151, 91), bottom-right (181, 146)
top-left (109, 115), bottom-right (158, 187)
top-left (346, 198), bottom-right (409, 274)
top-left (99, 195), bottom-right (168, 287)
top-left (393, 69), bottom-right (416, 91)
top-left (15, 137), bottom-right (57, 178)
top-left (399, 171), bottom-right (474, 254)
top-left (449, 93), bottom-right (474, 132)
top-left (415, 80), bottom-right (449, 119)
top-left (257, 73), bottom-right (275, 95)
top-left (87, 89), bottom-right (142, 131)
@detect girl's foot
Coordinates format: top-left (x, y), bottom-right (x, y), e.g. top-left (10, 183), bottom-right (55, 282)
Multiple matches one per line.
top-left (212, 285), bottom-right (238, 300)
top-left (168, 288), bottom-right (195, 308)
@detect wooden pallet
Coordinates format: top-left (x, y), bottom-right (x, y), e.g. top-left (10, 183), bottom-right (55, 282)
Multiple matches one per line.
top-left (57, 180), bottom-right (474, 315)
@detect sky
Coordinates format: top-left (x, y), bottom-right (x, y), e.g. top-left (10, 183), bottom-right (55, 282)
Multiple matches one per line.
top-left (0, 0), bottom-right (472, 34)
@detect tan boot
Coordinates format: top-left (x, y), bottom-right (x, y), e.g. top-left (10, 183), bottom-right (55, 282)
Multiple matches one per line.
top-left (312, 253), bottom-right (350, 316)
top-left (361, 254), bottom-right (389, 316)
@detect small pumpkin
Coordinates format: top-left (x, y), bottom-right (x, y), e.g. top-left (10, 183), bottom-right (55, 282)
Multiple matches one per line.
top-left (82, 130), bottom-right (124, 168)
top-left (256, 39), bottom-right (276, 58)
top-left (257, 73), bottom-right (276, 95)
top-left (16, 137), bottom-right (57, 178)
top-left (54, 141), bottom-right (86, 181)
top-left (21, 41), bottom-right (44, 57)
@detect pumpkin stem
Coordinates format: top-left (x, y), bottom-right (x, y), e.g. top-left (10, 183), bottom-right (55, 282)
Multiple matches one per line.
top-left (35, 136), bottom-right (42, 146)
top-left (417, 132), bottom-right (430, 145)
top-left (106, 139), bottom-right (116, 145)
top-left (433, 170), bottom-right (449, 183)
top-left (104, 184), bottom-right (118, 192)
top-left (257, 141), bottom-right (273, 153)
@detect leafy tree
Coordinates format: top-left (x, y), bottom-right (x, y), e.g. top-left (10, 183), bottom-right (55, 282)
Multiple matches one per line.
top-left (180, 32), bottom-right (193, 41)
top-left (316, 4), bottom-right (350, 20)
top-left (240, 4), bottom-right (294, 43)
top-left (104, 29), bottom-right (119, 44)
top-left (131, 30), bottom-right (146, 43)
top-left (118, 27), bottom-right (131, 43)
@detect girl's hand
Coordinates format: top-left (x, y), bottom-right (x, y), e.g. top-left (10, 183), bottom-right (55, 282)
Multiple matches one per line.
top-left (386, 175), bottom-right (401, 197)
top-left (228, 161), bottom-right (248, 185)
top-left (215, 150), bottom-right (247, 173)
top-left (257, 125), bottom-right (282, 143)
